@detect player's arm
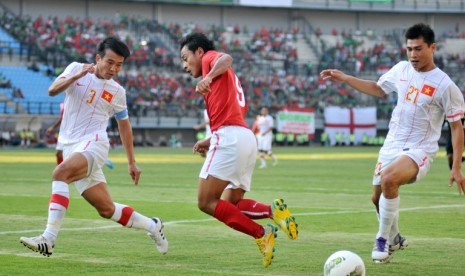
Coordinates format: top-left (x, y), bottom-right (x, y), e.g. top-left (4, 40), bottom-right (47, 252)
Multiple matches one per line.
top-left (196, 54), bottom-right (233, 95)
top-left (117, 118), bottom-right (141, 186)
top-left (46, 116), bottom-right (62, 134)
top-left (48, 63), bottom-right (95, 96)
top-left (193, 136), bottom-right (211, 155)
top-left (193, 120), bottom-right (209, 130)
top-left (449, 119), bottom-right (465, 194)
top-left (320, 69), bottom-right (385, 98)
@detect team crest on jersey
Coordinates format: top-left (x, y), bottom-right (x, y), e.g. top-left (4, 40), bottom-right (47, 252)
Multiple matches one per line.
top-left (420, 84), bottom-right (436, 97)
top-left (101, 90), bottom-right (113, 103)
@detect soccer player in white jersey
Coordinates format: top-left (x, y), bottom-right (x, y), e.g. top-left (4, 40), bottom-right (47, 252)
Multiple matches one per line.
top-left (194, 108), bottom-right (211, 138)
top-left (255, 107), bottom-right (278, 168)
top-left (19, 36), bottom-right (168, 257)
top-left (320, 23), bottom-right (465, 264)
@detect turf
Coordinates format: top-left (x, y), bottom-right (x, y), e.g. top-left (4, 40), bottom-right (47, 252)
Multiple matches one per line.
top-left (0, 146), bottom-right (464, 275)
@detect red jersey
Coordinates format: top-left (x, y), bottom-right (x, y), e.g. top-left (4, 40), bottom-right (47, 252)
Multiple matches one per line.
top-left (201, 51), bottom-right (248, 132)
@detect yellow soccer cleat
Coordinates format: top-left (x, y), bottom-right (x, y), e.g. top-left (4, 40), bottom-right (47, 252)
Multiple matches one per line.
top-left (255, 224), bottom-right (277, 268)
top-left (272, 199), bottom-right (298, 240)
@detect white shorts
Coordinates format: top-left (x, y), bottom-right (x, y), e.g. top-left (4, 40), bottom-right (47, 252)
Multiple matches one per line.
top-left (56, 141), bottom-right (64, 151)
top-left (373, 148), bottom-right (434, 185)
top-left (257, 133), bottom-right (272, 152)
top-left (200, 126), bottom-right (257, 192)
top-left (63, 139), bottom-right (109, 194)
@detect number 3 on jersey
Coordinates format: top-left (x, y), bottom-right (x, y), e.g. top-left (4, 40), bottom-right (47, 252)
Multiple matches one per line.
top-left (86, 89), bottom-right (97, 104)
top-left (235, 75), bottom-right (246, 107)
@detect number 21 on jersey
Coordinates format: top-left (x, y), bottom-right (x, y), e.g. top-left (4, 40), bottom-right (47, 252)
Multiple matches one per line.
top-left (405, 85), bottom-right (419, 103)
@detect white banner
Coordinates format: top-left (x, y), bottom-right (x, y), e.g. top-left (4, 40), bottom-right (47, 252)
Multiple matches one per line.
top-left (324, 106), bottom-right (377, 145)
top-left (277, 108), bottom-right (315, 135)
top-left (239, 0), bottom-right (292, 7)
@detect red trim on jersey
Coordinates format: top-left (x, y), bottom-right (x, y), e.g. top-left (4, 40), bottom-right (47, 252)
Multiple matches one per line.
top-left (83, 140), bottom-right (91, 150)
top-left (118, 206), bottom-right (134, 226)
top-left (50, 194), bottom-right (69, 209)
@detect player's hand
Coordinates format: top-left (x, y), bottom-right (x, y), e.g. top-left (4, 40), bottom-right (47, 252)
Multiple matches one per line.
top-left (45, 127), bottom-right (54, 135)
top-left (195, 77), bottom-right (212, 95)
top-left (449, 169), bottom-right (465, 195)
top-left (319, 69), bottom-right (348, 83)
top-left (193, 138), bottom-right (210, 156)
top-left (76, 63), bottom-right (95, 78)
top-left (128, 163), bottom-right (142, 186)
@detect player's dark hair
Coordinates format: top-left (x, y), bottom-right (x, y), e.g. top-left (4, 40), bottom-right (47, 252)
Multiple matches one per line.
top-left (405, 23), bottom-right (435, 45)
top-left (97, 36), bottom-right (131, 60)
top-left (179, 32), bottom-right (215, 53)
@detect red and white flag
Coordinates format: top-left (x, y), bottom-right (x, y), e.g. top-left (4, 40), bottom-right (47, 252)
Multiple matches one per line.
top-left (324, 106), bottom-right (377, 145)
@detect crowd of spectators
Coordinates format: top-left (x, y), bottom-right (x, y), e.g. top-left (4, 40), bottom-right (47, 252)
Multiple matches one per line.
top-left (1, 11), bottom-right (465, 121)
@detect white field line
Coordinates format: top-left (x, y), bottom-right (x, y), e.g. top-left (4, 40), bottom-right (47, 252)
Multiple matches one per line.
top-left (2, 203), bottom-right (465, 235)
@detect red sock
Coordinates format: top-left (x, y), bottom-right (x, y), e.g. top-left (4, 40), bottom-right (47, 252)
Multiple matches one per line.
top-left (57, 153), bottom-right (63, 165)
top-left (213, 199), bottom-right (264, 238)
top-left (236, 199), bottom-right (272, 219)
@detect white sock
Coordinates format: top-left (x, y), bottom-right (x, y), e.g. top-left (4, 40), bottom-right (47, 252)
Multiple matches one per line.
top-left (389, 209), bottom-right (400, 243)
top-left (376, 194), bottom-right (399, 240)
top-left (43, 181), bottom-right (69, 243)
top-left (111, 202), bottom-right (155, 232)
top-left (259, 155), bottom-right (266, 166)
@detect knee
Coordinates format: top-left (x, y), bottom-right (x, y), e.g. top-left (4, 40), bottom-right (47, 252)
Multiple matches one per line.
top-left (197, 199), bottom-right (210, 214)
top-left (52, 164), bottom-right (67, 181)
top-left (380, 170), bottom-right (397, 186)
top-left (197, 197), bottom-right (216, 215)
top-left (380, 171), bottom-right (401, 195)
top-left (371, 193), bottom-right (379, 206)
top-left (97, 203), bottom-right (115, 219)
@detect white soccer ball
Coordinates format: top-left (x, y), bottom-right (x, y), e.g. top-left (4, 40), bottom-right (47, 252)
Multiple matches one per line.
top-left (323, 250), bottom-right (366, 276)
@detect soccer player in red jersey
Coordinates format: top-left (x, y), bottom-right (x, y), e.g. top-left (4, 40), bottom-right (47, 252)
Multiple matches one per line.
top-left (180, 32), bottom-right (298, 267)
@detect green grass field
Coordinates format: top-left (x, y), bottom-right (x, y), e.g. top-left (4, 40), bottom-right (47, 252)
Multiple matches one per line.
top-left (0, 146), bottom-right (464, 276)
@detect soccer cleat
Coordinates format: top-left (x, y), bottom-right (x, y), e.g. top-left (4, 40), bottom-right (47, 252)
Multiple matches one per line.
top-left (255, 224), bottom-right (277, 268)
top-left (147, 218), bottom-right (168, 254)
top-left (105, 159), bottom-right (115, 169)
top-left (271, 199), bottom-right (298, 240)
top-left (372, 237), bottom-right (391, 264)
top-left (20, 235), bottom-right (54, 257)
top-left (389, 233), bottom-right (408, 255)
top-left (259, 164), bottom-right (267, 169)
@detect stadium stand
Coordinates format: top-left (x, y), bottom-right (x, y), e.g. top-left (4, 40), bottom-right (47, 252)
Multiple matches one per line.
top-left (0, 0), bottom-right (464, 147)
top-left (0, 66), bottom-right (61, 114)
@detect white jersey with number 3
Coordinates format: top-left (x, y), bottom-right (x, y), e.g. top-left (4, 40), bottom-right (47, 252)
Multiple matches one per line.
top-left (378, 61), bottom-right (465, 154)
top-left (57, 62), bottom-right (127, 145)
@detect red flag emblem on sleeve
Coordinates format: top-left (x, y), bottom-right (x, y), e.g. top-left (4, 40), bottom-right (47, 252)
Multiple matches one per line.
top-left (101, 90), bottom-right (113, 103)
top-left (420, 84), bottom-right (436, 97)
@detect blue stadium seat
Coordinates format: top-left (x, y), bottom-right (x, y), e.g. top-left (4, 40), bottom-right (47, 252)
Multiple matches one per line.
top-left (0, 66), bottom-right (63, 114)
top-left (0, 28), bottom-right (27, 54)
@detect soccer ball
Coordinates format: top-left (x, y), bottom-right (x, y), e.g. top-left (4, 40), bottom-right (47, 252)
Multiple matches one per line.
top-left (323, 250), bottom-right (366, 276)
